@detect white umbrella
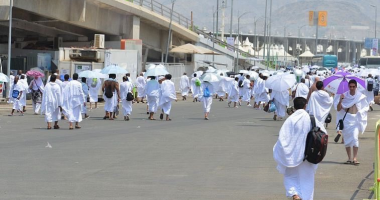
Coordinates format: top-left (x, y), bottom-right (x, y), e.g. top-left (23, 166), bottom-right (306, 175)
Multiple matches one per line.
top-left (0, 73), bottom-right (9, 82)
top-left (239, 70), bottom-right (248, 74)
top-left (145, 66), bottom-right (169, 77)
top-left (79, 70), bottom-right (107, 78)
top-left (266, 73), bottom-right (297, 92)
top-left (101, 64), bottom-right (129, 74)
top-left (192, 71), bottom-right (204, 78)
top-left (200, 72), bottom-right (221, 82)
top-left (246, 71), bottom-right (259, 80)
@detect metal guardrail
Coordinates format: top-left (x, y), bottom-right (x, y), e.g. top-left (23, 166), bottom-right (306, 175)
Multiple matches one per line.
top-left (194, 28), bottom-right (253, 58)
top-left (373, 120), bottom-right (380, 199)
top-left (130, 0), bottom-right (192, 29)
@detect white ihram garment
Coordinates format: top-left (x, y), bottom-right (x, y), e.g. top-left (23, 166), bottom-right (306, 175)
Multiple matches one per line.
top-left (273, 109), bottom-right (317, 200)
top-left (191, 77), bottom-right (202, 98)
top-left (216, 77), bottom-right (227, 97)
top-left (255, 78), bottom-right (269, 103)
top-left (294, 83), bottom-right (309, 99)
top-left (62, 80), bottom-right (85, 123)
top-left (120, 81), bottom-right (133, 116)
top-left (159, 80), bottom-right (177, 115)
top-left (136, 76), bottom-right (146, 98)
top-left (271, 90), bottom-right (289, 118)
top-left (241, 79), bottom-right (251, 102)
top-left (145, 80), bottom-right (160, 113)
top-left (340, 90), bottom-right (369, 147)
top-left (180, 75), bottom-right (190, 96)
top-left (87, 78), bottom-right (102, 102)
top-left (228, 81), bottom-right (239, 103)
top-left (41, 82), bottom-right (62, 122)
top-left (11, 83), bottom-right (23, 111)
top-left (308, 90), bottom-right (333, 133)
top-left (81, 82), bottom-right (88, 114)
top-left (19, 79), bottom-right (28, 107)
top-left (202, 82), bottom-right (214, 113)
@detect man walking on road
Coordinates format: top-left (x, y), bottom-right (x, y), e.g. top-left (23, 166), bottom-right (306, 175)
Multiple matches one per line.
top-left (41, 74), bottom-right (62, 129)
top-left (180, 73), bottom-right (190, 101)
top-left (337, 80), bottom-right (369, 165)
top-left (62, 73), bottom-right (86, 129)
top-left (308, 81), bottom-right (333, 133)
top-left (273, 97), bottom-right (317, 200)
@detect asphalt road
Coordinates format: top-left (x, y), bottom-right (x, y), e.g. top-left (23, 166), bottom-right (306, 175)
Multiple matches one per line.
top-left (0, 98), bottom-right (378, 200)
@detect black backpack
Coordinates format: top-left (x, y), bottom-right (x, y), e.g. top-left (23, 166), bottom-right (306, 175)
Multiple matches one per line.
top-left (238, 80), bottom-right (244, 88)
top-left (126, 92), bottom-right (134, 101)
top-left (324, 113), bottom-right (332, 124)
top-left (104, 86), bottom-right (113, 98)
top-left (368, 79), bottom-right (374, 92)
top-left (304, 115), bottom-right (328, 164)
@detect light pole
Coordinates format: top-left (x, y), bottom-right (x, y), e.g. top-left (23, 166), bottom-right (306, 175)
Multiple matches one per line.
top-left (266, 0), bottom-right (272, 70)
top-left (253, 16), bottom-right (265, 58)
top-left (371, 5), bottom-right (377, 38)
top-left (6, 0), bottom-right (13, 98)
top-left (235, 11), bottom-right (252, 72)
top-left (213, 6), bottom-right (227, 67)
top-left (297, 24), bottom-right (308, 57)
top-left (229, 0), bottom-right (234, 38)
top-left (165, 0), bottom-right (176, 64)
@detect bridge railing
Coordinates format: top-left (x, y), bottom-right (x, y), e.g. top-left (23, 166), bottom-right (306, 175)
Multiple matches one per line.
top-left (131, 0), bottom-right (192, 30)
top-left (194, 28), bottom-right (253, 58)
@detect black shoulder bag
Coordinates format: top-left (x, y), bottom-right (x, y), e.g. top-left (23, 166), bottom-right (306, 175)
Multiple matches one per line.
top-left (334, 108), bottom-right (349, 143)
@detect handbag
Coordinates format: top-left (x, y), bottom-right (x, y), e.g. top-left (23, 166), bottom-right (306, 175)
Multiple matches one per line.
top-left (263, 100), bottom-right (272, 112)
top-left (126, 92), bottom-right (134, 101)
top-left (12, 89), bottom-right (19, 99)
top-left (268, 102), bottom-right (276, 112)
top-left (336, 108), bottom-right (349, 131)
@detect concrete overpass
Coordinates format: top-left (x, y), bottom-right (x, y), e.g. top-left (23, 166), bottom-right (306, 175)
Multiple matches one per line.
top-left (0, 0), bottom-right (200, 67)
top-left (230, 33), bottom-right (365, 63)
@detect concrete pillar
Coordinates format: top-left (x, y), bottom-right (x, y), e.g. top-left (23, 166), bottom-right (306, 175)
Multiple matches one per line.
top-left (333, 40), bottom-right (338, 56)
top-left (323, 42), bottom-right (327, 54)
top-left (132, 16), bottom-right (140, 39)
top-left (292, 40), bottom-right (296, 57)
top-left (344, 41), bottom-right (349, 63)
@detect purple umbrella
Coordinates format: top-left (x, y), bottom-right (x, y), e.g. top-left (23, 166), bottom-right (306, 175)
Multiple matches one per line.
top-left (323, 72), bottom-right (366, 94)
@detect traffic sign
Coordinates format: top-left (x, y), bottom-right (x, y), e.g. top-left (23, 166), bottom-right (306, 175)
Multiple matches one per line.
top-left (318, 11), bottom-right (328, 27)
top-left (309, 11), bottom-right (314, 26)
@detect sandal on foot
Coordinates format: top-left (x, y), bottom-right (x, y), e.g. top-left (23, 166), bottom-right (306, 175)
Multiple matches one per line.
top-left (344, 160), bottom-right (352, 164)
top-left (353, 160), bottom-right (360, 165)
top-left (69, 127), bottom-right (74, 130)
top-left (53, 125), bottom-right (60, 129)
top-left (47, 127), bottom-right (52, 130)
top-left (75, 126), bottom-right (81, 129)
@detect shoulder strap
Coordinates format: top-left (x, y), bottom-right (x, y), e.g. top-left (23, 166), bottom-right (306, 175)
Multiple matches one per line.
top-left (342, 108), bottom-right (350, 121)
top-left (310, 115), bottom-right (316, 129)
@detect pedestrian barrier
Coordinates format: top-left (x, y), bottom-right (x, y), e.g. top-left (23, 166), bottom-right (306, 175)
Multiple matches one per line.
top-left (373, 120), bottom-right (380, 199)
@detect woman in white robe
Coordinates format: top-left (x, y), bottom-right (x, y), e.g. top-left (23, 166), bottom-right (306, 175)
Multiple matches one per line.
top-left (201, 81), bottom-right (214, 120)
top-left (159, 74), bottom-right (177, 121)
top-left (87, 77), bottom-right (102, 109)
top-left (180, 74), bottom-right (190, 100)
top-left (120, 76), bottom-right (133, 121)
top-left (29, 77), bottom-right (45, 115)
top-left (41, 75), bottom-right (62, 129)
top-left (145, 77), bottom-right (160, 120)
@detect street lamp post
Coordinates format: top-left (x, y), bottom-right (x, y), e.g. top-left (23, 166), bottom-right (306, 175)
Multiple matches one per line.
top-left (165, 0), bottom-right (176, 64)
top-left (6, 0), bottom-right (13, 98)
top-left (253, 16), bottom-right (265, 58)
top-left (297, 24), bottom-right (308, 64)
top-left (371, 5), bottom-right (377, 38)
top-left (235, 12), bottom-right (251, 72)
top-left (213, 6), bottom-right (228, 68)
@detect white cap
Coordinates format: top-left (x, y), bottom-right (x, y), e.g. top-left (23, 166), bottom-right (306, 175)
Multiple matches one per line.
top-left (158, 76), bottom-right (165, 80)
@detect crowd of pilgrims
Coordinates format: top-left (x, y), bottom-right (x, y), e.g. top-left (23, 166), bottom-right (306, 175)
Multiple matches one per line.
top-left (7, 69), bottom-right (375, 127)
top-left (6, 67), bottom-right (374, 200)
